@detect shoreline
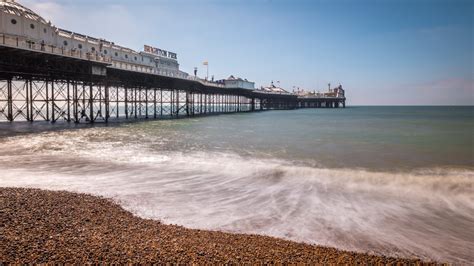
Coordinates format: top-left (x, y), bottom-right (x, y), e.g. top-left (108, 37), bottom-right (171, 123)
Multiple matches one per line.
top-left (0, 187), bottom-right (432, 264)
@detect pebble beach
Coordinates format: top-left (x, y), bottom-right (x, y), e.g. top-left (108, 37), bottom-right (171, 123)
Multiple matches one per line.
top-left (0, 187), bottom-right (432, 264)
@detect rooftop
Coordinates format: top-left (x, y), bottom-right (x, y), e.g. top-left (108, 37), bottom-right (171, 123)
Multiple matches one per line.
top-left (0, 0), bottom-right (48, 24)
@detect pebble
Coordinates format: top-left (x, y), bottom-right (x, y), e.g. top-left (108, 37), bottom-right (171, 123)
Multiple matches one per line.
top-left (0, 187), bottom-right (434, 264)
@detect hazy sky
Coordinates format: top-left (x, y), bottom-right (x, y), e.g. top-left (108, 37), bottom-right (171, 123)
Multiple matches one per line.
top-left (21, 0), bottom-right (473, 105)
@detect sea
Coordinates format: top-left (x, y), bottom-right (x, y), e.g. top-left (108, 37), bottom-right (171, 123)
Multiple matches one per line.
top-left (0, 106), bottom-right (473, 263)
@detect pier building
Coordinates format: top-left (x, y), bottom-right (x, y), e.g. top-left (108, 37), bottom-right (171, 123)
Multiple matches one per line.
top-left (216, 76), bottom-right (255, 90)
top-left (259, 82), bottom-right (292, 95)
top-left (0, 0), bottom-right (345, 123)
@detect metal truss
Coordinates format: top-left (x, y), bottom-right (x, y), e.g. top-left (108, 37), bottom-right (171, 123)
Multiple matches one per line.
top-left (0, 77), bottom-right (345, 124)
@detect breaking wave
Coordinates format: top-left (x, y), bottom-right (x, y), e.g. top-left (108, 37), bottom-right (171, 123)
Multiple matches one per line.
top-left (0, 130), bottom-right (473, 263)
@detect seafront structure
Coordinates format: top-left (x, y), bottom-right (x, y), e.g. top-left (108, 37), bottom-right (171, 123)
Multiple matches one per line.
top-left (0, 0), bottom-right (346, 123)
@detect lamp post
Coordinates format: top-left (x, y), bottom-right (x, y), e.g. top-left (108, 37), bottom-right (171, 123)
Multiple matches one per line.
top-left (203, 61), bottom-right (209, 80)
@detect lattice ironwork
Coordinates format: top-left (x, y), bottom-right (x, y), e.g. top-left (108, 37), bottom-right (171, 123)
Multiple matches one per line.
top-left (0, 76), bottom-right (337, 124)
top-left (31, 80), bottom-right (48, 121)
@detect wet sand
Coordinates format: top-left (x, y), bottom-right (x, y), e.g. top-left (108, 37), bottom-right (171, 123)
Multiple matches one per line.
top-left (0, 187), bottom-right (432, 264)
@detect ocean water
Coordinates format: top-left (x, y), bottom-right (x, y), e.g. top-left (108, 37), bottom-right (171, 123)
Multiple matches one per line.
top-left (0, 106), bottom-right (473, 263)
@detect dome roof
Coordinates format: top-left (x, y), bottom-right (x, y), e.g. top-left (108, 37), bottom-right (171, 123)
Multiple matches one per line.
top-left (0, 0), bottom-right (48, 24)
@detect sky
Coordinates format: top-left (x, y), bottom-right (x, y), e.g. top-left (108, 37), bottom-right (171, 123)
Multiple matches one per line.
top-left (21, 0), bottom-right (473, 105)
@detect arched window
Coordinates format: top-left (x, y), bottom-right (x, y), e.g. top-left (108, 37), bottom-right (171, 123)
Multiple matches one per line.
top-left (30, 24), bottom-right (35, 29)
top-left (91, 47), bottom-right (96, 52)
top-left (125, 54), bottom-right (128, 59)
top-left (134, 56), bottom-right (137, 61)
top-left (63, 40), bottom-right (68, 46)
top-left (11, 19), bottom-right (17, 25)
top-left (78, 44), bottom-right (83, 49)
top-left (43, 28), bottom-right (47, 34)
top-left (115, 52), bottom-right (118, 57)
top-left (103, 50), bottom-right (108, 55)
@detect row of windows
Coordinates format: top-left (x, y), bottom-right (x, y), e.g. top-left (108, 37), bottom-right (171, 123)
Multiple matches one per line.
top-left (11, 19), bottom-right (49, 34)
top-left (61, 40), bottom-right (142, 61)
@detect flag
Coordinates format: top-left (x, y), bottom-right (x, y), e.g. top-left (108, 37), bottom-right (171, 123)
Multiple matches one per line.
top-left (203, 61), bottom-right (208, 66)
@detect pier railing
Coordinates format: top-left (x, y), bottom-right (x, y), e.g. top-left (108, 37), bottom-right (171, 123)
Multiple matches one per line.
top-left (109, 62), bottom-right (226, 89)
top-left (297, 95), bottom-right (345, 99)
top-left (0, 33), bottom-right (112, 64)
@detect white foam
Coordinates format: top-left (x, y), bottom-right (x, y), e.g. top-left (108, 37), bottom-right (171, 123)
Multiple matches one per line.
top-left (0, 130), bottom-right (473, 263)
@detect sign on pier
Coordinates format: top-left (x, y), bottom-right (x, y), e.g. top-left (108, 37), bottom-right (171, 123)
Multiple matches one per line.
top-left (144, 45), bottom-right (177, 60)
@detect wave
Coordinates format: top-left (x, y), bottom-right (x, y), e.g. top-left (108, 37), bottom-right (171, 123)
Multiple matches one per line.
top-left (0, 130), bottom-right (473, 263)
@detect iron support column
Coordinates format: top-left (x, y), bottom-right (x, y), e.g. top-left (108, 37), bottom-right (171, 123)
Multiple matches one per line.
top-left (45, 81), bottom-right (50, 121)
top-left (51, 81), bottom-right (55, 122)
top-left (7, 79), bottom-right (12, 122)
top-left (89, 83), bottom-right (94, 123)
top-left (67, 80), bottom-right (71, 122)
top-left (105, 84), bottom-right (110, 123)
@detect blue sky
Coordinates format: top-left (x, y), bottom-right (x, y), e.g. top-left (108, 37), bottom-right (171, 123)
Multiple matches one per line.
top-left (22, 0), bottom-right (473, 105)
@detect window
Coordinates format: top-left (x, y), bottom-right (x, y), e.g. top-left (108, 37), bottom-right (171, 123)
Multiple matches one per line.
top-left (91, 47), bottom-right (96, 52)
top-left (30, 24), bottom-right (35, 29)
top-left (78, 44), bottom-right (82, 49)
top-left (115, 52), bottom-right (118, 57)
top-left (63, 40), bottom-right (68, 46)
top-left (103, 50), bottom-right (108, 55)
top-left (11, 19), bottom-right (17, 25)
top-left (43, 28), bottom-right (47, 34)
top-left (125, 54), bottom-right (128, 59)
top-left (134, 56), bottom-right (137, 61)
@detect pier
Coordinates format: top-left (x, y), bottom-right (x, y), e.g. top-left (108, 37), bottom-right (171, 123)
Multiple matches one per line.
top-left (0, 0), bottom-right (345, 124)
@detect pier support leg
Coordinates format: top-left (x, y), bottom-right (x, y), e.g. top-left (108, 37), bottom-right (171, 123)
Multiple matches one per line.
top-left (116, 86), bottom-right (119, 119)
top-left (186, 91), bottom-right (190, 116)
top-left (45, 81), bottom-right (50, 121)
top-left (105, 84), bottom-right (110, 123)
top-left (237, 96), bottom-right (240, 112)
top-left (6, 79), bottom-right (12, 122)
top-left (125, 87), bottom-right (129, 119)
top-left (154, 88), bottom-right (157, 119)
top-left (134, 88), bottom-right (138, 119)
top-left (168, 90), bottom-right (172, 117)
top-left (89, 83), bottom-right (94, 123)
top-left (25, 79), bottom-right (30, 121)
top-left (29, 80), bottom-right (33, 121)
top-left (160, 88), bottom-right (163, 117)
top-left (98, 84), bottom-right (103, 120)
top-left (67, 80), bottom-right (71, 122)
top-left (51, 81), bottom-right (55, 123)
top-left (73, 82), bottom-right (78, 123)
top-left (145, 88), bottom-right (148, 119)
top-left (176, 90), bottom-right (180, 117)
